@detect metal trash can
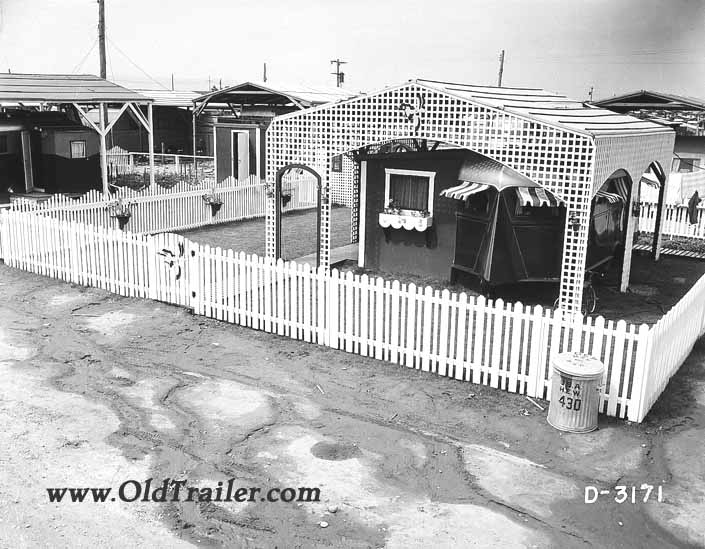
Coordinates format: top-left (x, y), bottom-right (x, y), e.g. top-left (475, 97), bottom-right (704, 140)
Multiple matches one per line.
top-left (547, 352), bottom-right (604, 433)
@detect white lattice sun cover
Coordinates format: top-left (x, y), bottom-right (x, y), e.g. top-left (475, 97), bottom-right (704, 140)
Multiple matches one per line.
top-left (265, 79), bottom-right (674, 313)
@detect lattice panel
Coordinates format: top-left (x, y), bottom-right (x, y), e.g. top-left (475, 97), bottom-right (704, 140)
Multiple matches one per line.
top-left (349, 157), bottom-right (360, 244)
top-left (265, 81), bottom-right (674, 313)
top-left (593, 133), bottom-right (675, 291)
top-left (330, 155), bottom-right (355, 207)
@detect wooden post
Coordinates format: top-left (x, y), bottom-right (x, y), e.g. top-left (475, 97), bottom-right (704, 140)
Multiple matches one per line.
top-left (20, 130), bottom-right (34, 192)
top-left (98, 102), bottom-right (109, 196)
top-left (192, 110), bottom-right (197, 178)
top-left (147, 103), bottom-right (155, 187)
top-left (651, 168), bottom-right (667, 261)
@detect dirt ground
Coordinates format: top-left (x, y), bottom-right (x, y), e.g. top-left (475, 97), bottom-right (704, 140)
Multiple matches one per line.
top-left (1, 264), bottom-right (705, 548)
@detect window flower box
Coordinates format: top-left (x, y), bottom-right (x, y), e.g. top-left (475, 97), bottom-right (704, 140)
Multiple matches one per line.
top-left (378, 210), bottom-right (433, 232)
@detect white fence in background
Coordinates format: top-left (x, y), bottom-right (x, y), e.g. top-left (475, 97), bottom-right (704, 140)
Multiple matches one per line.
top-left (3, 208), bottom-right (692, 423)
top-left (5, 175), bottom-right (318, 235)
top-left (638, 201), bottom-right (705, 239)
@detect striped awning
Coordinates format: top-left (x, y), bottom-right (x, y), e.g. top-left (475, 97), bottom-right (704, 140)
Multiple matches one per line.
top-left (613, 176), bottom-right (630, 199)
top-left (440, 181), bottom-right (491, 201)
top-left (640, 164), bottom-right (662, 188)
top-left (515, 186), bottom-right (563, 207)
top-left (595, 190), bottom-right (623, 203)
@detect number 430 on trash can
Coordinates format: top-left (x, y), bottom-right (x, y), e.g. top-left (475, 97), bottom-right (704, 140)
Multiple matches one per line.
top-left (558, 378), bottom-right (582, 411)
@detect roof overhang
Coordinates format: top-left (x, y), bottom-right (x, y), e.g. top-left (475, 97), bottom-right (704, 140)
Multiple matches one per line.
top-left (593, 90), bottom-right (705, 112)
top-left (0, 73), bottom-right (152, 105)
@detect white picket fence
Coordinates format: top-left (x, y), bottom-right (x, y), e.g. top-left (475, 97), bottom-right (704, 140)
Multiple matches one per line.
top-left (634, 273), bottom-right (705, 419)
top-left (5, 175), bottom-right (318, 235)
top-left (2, 208), bottom-right (690, 423)
top-left (638, 201), bottom-right (705, 240)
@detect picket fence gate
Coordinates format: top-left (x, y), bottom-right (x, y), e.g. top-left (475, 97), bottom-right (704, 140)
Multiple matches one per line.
top-left (2, 209), bottom-right (685, 422)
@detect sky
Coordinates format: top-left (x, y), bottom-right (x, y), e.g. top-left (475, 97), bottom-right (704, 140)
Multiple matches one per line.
top-left (0, 0), bottom-right (703, 101)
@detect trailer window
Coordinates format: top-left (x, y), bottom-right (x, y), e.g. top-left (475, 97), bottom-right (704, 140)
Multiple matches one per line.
top-left (384, 168), bottom-right (435, 213)
top-left (464, 192), bottom-right (490, 215)
top-left (0, 135), bottom-right (8, 154)
top-left (70, 140), bottom-right (86, 159)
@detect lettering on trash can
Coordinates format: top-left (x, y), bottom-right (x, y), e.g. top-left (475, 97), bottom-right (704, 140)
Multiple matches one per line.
top-left (558, 374), bottom-right (582, 412)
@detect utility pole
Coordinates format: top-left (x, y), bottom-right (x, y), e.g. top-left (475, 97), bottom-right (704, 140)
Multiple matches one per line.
top-left (263, 62), bottom-right (267, 83)
top-left (330, 59), bottom-right (347, 87)
top-left (97, 0), bottom-right (111, 153)
top-left (497, 50), bottom-right (505, 87)
top-left (98, 0), bottom-right (106, 79)
top-left (588, 86), bottom-right (594, 102)
top-left (171, 73), bottom-right (174, 91)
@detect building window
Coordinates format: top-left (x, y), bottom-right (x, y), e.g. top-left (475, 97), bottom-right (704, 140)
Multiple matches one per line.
top-left (70, 140), bottom-right (86, 159)
top-left (0, 134), bottom-right (7, 154)
top-left (384, 168), bottom-right (435, 213)
top-left (674, 157), bottom-right (700, 173)
top-left (331, 155), bottom-right (343, 172)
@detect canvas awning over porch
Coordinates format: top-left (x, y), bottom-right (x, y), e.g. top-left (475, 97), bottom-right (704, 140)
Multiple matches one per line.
top-left (439, 151), bottom-right (564, 206)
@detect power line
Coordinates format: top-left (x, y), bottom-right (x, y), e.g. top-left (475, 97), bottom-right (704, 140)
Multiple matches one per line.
top-left (674, 154), bottom-right (705, 172)
top-left (72, 38), bottom-right (98, 74)
top-left (107, 36), bottom-right (169, 90)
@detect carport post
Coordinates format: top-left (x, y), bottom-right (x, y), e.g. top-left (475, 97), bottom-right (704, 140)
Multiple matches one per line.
top-left (148, 103), bottom-right (156, 187)
top-left (98, 102), bottom-right (109, 196)
top-left (192, 109), bottom-right (198, 177)
top-left (651, 170), bottom-right (667, 261)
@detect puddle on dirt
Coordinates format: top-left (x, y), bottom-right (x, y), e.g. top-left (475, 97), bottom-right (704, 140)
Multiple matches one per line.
top-left (310, 441), bottom-right (362, 461)
top-left (463, 444), bottom-right (579, 519)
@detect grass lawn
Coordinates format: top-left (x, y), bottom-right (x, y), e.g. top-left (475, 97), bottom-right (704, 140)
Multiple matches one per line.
top-left (177, 206), bottom-right (352, 260)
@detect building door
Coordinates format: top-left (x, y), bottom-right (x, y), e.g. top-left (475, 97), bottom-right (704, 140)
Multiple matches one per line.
top-left (232, 131), bottom-right (250, 181)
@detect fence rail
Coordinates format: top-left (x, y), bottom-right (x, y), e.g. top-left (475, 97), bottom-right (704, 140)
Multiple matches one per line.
top-left (638, 201), bottom-right (705, 240)
top-left (1, 209), bottom-right (681, 423)
top-left (5, 175), bottom-right (318, 235)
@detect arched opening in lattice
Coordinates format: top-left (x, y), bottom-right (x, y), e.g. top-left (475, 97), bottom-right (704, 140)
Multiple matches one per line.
top-left (632, 160), bottom-right (668, 263)
top-left (579, 169), bottom-right (635, 305)
top-left (275, 163), bottom-right (322, 266)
